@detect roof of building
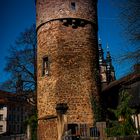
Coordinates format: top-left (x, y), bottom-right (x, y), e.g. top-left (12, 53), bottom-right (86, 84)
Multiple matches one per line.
top-left (102, 72), bottom-right (140, 92)
top-left (0, 90), bottom-right (30, 105)
top-left (102, 64), bottom-right (140, 109)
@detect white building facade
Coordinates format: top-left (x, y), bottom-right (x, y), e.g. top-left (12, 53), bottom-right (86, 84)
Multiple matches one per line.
top-left (0, 105), bottom-right (7, 134)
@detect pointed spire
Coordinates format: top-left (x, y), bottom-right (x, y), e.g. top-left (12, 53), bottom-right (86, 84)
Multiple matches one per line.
top-left (98, 36), bottom-right (102, 45)
top-left (106, 43), bottom-right (111, 59)
top-left (98, 37), bottom-right (104, 65)
top-left (98, 37), bottom-right (102, 51)
top-left (106, 43), bottom-right (112, 72)
top-left (106, 43), bottom-right (109, 52)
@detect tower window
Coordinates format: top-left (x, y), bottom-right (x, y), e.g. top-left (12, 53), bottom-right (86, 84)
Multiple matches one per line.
top-left (0, 125), bottom-right (3, 132)
top-left (42, 57), bottom-right (49, 76)
top-left (0, 114), bottom-right (3, 121)
top-left (71, 2), bottom-right (76, 10)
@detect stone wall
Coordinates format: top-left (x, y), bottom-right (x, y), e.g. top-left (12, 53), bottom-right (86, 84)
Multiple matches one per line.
top-left (36, 0), bottom-right (97, 28)
top-left (36, 0), bottom-right (99, 139)
top-left (38, 118), bottom-right (58, 140)
top-left (37, 20), bottom-right (98, 122)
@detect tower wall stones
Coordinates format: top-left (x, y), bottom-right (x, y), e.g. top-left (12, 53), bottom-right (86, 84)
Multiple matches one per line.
top-left (36, 0), bottom-right (99, 139)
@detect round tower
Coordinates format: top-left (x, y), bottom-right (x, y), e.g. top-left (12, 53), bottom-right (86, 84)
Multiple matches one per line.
top-left (36, 0), bottom-right (99, 139)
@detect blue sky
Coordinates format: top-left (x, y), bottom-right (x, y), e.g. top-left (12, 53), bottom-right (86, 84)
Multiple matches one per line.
top-left (0, 0), bottom-right (133, 83)
top-left (0, 0), bottom-right (35, 83)
top-left (98, 0), bottom-right (133, 78)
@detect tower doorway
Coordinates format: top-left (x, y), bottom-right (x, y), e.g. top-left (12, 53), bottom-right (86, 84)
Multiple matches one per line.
top-left (68, 124), bottom-right (78, 135)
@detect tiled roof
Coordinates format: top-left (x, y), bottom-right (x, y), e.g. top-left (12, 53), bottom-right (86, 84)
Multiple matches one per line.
top-left (102, 73), bottom-right (140, 92)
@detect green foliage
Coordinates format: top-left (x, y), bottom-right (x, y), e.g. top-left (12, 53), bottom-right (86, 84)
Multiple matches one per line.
top-left (25, 112), bottom-right (38, 140)
top-left (91, 96), bottom-right (103, 122)
top-left (91, 67), bottom-right (104, 123)
top-left (106, 90), bottom-right (136, 137)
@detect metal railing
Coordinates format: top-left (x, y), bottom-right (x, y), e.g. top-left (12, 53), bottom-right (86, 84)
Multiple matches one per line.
top-left (0, 134), bottom-right (27, 140)
top-left (62, 124), bottom-right (103, 140)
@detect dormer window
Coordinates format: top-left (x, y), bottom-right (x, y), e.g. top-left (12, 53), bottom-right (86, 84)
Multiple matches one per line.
top-left (71, 2), bottom-right (76, 10)
top-left (43, 57), bottom-right (49, 76)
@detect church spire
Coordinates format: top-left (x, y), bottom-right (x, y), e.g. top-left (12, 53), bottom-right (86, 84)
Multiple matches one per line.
top-left (106, 42), bottom-right (109, 51)
top-left (98, 41), bottom-right (116, 88)
top-left (98, 38), bottom-right (104, 65)
top-left (106, 43), bottom-right (111, 65)
top-left (106, 43), bottom-right (116, 83)
top-left (98, 37), bottom-right (102, 45)
top-left (106, 43), bottom-right (111, 61)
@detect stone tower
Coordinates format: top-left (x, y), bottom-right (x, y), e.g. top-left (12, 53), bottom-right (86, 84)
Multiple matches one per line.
top-left (36, 0), bottom-right (99, 139)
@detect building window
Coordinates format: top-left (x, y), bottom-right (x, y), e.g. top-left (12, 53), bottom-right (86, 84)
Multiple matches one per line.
top-left (0, 105), bottom-right (3, 110)
top-left (9, 106), bottom-right (12, 111)
top-left (17, 115), bottom-right (20, 122)
top-left (13, 125), bottom-right (16, 132)
top-left (17, 107), bottom-right (20, 111)
top-left (9, 115), bottom-right (12, 121)
top-left (13, 115), bottom-right (15, 121)
top-left (0, 115), bottom-right (3, 121)
top-left (17, 125), bottom-right (20, 133)
top-left (71, 2), bottom-right (76, 10)
top-left (21, 115), bottom-right (23, 122)
top-left (9, 125), bottom-right (11, 132)
top-left (42, 57), bottom-right (49, 76)
top-left (0, 125), bottom-right (3, 132)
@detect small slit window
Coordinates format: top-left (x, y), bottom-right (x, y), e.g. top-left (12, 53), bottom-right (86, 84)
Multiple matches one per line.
top-left (0, 125), bottom-right (3, 132)
top-left (71, 2), bottom-right (76, 10)
top-left (43, 57), bottom-right (49, 76)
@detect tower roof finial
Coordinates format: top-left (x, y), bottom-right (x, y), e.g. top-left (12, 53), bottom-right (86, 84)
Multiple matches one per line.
top-left (106, 43), bottom-right (111, 59)
top-left (107, 43), bottom-right (109, 52)
top-left (98, 36), bottom-right (102, 44)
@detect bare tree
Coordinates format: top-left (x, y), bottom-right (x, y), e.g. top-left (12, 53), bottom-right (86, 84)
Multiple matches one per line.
top-left (120, 0), bottom-right (140, 64)
top-left (0, 24), bottom-right (37, 104)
